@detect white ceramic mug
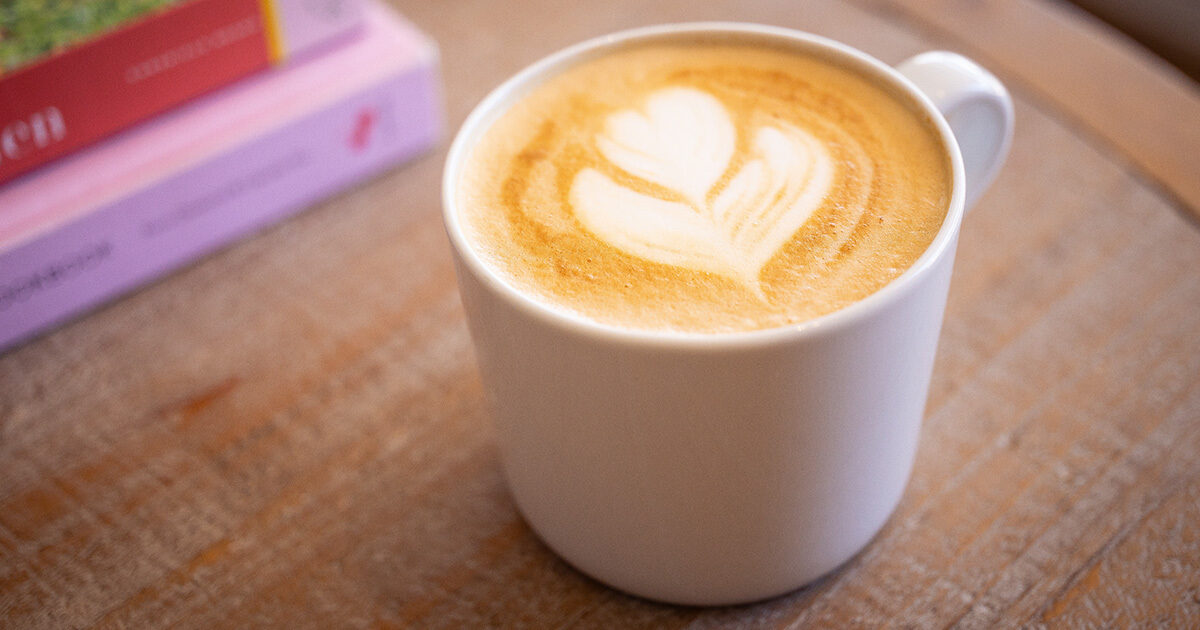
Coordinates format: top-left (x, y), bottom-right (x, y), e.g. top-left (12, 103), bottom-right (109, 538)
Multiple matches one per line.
top-left (442, 23), bottom-right (1013, 606)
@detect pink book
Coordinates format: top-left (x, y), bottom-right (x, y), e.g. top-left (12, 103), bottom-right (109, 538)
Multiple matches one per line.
top-left (0, 0), bottom-right (442, 351)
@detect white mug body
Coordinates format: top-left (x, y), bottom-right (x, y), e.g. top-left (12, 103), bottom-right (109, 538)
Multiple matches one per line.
top-left (443, 23), bottom-right (1009, 606)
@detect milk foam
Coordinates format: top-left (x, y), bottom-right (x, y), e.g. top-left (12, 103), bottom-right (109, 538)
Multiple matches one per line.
top-left (458, 43), bottom-right (951, 333)
top-left (571, 87), bottom-right (835, 292)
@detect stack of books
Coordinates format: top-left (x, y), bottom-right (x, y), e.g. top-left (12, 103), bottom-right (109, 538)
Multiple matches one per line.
top-left (0, 0), bottom-right (442, 351)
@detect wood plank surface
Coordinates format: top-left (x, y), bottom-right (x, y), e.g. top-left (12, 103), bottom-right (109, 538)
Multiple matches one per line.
top-left (2, 0), bottom-right (1199, 627)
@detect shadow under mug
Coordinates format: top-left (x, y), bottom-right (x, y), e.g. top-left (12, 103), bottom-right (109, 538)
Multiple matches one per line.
top-left (442, 23), bottom-right (1014, 606)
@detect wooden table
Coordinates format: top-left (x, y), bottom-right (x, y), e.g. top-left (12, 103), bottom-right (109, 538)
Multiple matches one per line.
top-left (3, 0), bottom-right (1199, 627)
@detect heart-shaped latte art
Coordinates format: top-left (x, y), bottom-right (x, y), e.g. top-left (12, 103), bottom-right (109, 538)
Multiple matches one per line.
top-left (570, 87), bottom-right (834, 293)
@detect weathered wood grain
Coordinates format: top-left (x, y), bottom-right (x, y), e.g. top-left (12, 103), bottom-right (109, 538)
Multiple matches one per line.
top-left (2, 0), bottom-right (1198, 628)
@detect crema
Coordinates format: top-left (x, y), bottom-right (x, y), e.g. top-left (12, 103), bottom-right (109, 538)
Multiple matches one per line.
top-left (457, 42), bottom-right (952, 333)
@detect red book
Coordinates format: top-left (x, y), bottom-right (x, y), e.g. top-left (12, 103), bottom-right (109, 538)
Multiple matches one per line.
top-left (0, 0), bottom-right (362, 186)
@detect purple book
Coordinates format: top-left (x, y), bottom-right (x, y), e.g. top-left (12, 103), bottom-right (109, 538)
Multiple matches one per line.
top-left (0, 0), bottom-right (441, 352)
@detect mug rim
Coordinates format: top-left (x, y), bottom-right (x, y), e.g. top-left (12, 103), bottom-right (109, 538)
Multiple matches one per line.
top-left (442, 21), bottom-right (967, 350)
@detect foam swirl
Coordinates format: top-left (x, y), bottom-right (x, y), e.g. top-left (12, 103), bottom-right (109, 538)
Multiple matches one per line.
top-left (571, 87), bottom-right (834, 292)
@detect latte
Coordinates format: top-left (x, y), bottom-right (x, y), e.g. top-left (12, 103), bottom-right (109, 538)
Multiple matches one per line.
top-left (456, 41), bottom-right (952, 333)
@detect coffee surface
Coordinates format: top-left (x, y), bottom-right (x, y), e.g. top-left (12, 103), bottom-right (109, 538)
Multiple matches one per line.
top-left (457, 42), bottom-right (952, 333)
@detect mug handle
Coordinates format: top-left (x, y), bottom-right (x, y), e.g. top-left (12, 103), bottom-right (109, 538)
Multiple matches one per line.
top-left (897, 52), bottom-right (1015, 211)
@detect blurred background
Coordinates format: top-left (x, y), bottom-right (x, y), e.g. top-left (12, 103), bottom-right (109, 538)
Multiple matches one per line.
top-left (1068, 0), bottom-right (1199, 81)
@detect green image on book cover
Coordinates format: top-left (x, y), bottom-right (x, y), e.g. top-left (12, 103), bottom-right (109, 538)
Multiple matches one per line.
top-left (1, 0), bottom-right (188, 73)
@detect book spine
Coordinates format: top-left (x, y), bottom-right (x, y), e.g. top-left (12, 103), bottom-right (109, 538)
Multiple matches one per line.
top-left (0, 58), bottom-right (439, 352)
top-left (0, 0), bottom-right (361, 186)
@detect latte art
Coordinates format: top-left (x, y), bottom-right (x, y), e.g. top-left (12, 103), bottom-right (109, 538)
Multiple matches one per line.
top-left (572, 87), bottom-right (835, 292)
top-left (458, 42), bottom-right (951, 333)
